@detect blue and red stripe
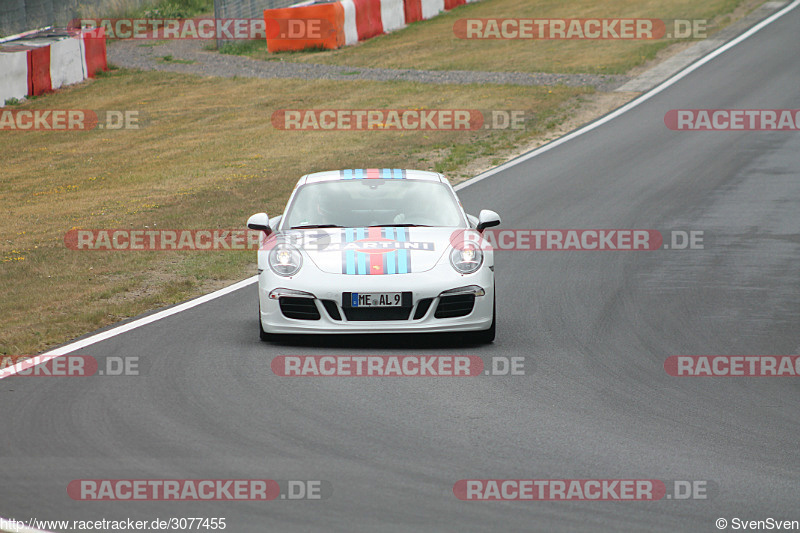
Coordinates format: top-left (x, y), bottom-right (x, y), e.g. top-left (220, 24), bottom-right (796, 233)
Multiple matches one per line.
top-left (340, 169), bottom-right (405, 180)
top-left (340, 227), bottom-right (411, 275)
top-left (396, 227), bottom-right (409, 274)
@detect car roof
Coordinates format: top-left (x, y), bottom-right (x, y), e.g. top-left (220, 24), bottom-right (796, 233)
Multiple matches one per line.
top-left (299, 169), bottom-right (447, 185)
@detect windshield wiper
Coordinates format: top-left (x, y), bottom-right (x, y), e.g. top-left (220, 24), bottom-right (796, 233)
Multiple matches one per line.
top-left (369, 223), bottom-right (431, 227)
top-left (290, 224), bottom-right (343, 229)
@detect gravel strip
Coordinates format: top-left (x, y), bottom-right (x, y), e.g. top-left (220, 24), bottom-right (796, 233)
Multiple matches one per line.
top-left (107, 39), bottom-right (630, 91)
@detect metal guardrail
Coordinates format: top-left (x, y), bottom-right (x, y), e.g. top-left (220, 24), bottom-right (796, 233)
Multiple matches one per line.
top-left (1, 0), bottom-right (298, 43)
top-left (212, 0), bottom-right (296, 46)
top-left (0, 0), bottom-right (153, 38)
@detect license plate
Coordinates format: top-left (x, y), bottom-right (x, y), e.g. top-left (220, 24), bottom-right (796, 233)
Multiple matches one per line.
top-left (351, 292), bottom-right (402, 307)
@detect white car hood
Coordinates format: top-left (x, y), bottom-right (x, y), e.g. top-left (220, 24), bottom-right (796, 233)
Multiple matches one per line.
top-left (278, 227), bottom-right (457, 275)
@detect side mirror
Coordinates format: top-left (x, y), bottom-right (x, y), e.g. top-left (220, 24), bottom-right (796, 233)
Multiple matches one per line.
top-left (247, 212), bottom-right (271, 233)
top-left (476, 209), bottom-right (501, 232)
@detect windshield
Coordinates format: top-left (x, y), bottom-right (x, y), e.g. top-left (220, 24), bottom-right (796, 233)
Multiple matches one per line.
top-left (282, 179), bottom-right (466, 229)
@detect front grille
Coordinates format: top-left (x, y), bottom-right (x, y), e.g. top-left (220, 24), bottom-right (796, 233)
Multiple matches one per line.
top-left (321, 300), bottom-right (342, 321)
top-left (279, 297), bottom-right (320, 320)
top-left (434, 295), bottom-right (475, 318)
top-left (413, 298), bottom-right (433, 319)
top-left (343, 307), bottom-right (412, 321)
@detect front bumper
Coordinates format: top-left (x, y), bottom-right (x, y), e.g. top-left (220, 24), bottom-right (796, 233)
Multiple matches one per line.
top-left (257, 262), bottom-right (494, 335)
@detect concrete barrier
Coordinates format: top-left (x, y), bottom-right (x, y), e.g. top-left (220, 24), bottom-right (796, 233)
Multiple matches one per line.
top-left (444, 0), bottom-right (465, 9)
top-left (380, 0), bottom-right (405, 33)
top-left (81, 27), bottom-right (107, 78)
top-left (353, 0), bottom-right (384, 41)
top-left (403, 0), bottom-right (423, 24)
top-left (341, 0), bottom-right (359, 45)
top-left (50, 35), bottom-right (84, 89)
top-left (264, 3), bottom-right (345, 52)
top-left (0, 48), bottom-right (29, 104)
top-left (265, 0), bottom-right (475, 52)
top-left (27, 44), bottom-right (52, 95)
top-left (420, 0), bottom-right (445, 20)
top-left (0, 29), bottom-right (108, 106)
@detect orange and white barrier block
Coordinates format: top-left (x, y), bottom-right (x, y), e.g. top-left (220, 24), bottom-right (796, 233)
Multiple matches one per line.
top-left (0, 28), bottom-right (107, 106)
top-left (264, 0), bottom-right (477, 52)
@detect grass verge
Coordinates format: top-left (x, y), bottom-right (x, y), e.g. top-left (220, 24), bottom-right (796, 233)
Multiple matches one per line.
top-left (234, 0), bottom-right (755, 74)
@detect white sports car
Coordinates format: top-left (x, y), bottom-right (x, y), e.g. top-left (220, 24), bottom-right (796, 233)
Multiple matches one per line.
top-left (247, 169), bottom-right (500, 342)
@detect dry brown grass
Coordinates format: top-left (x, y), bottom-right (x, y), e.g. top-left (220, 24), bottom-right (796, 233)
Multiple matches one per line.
top-left (0, 69), bottom-right (588, 355)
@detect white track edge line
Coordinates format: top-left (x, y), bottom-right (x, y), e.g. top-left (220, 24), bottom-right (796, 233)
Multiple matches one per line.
top-left (0, 276), bottom-right (257, 381)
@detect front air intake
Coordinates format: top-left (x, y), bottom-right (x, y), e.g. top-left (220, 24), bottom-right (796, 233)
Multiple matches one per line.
top-left (434, 295), bottom-right (475, 318)
top-left (279, 297), bottom-right (321, 320)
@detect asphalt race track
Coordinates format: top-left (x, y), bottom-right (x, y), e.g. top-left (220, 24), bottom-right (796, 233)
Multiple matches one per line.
top-left (2, 4), bottom-right (799, 532)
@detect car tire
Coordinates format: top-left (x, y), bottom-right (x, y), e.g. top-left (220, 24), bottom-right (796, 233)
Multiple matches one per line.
top-left (470, 291), bottom-right (496, 344)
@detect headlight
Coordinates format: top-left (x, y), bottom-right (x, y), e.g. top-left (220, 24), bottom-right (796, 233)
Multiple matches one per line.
top-left (269, 243), bottom-right (302, 276)
top-left (449, 245), bottom-right (483, 274)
